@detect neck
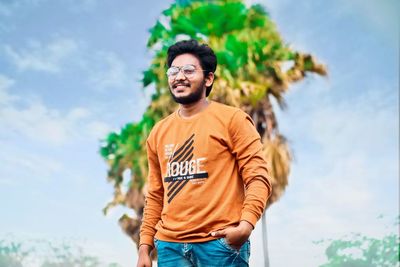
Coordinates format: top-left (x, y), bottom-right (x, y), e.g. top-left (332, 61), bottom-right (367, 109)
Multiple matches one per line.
top-left (179, 97), bottom-right (209, 118)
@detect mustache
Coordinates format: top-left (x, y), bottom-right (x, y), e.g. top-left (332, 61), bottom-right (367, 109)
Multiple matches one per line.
top-left (172, 82), bottom-right (191, 89)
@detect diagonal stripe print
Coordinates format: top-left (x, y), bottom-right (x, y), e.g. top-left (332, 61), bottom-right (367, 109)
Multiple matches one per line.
top-left (171, 139), bottom-right (194, 163)
top-left (164, 133), bottom-right (209, 203)
top-left (170, 134), bottom-right (194, 162)
top-left (167, 179), bottom-right (185, 197)
top-left (168, 179), bottom-right (189, 203)
top-left (167, 154), bottom-right (193, 194)
top-left (167, 153), bottom-right (194, 187)
top-left (166, 172), bottom-right (209, 198)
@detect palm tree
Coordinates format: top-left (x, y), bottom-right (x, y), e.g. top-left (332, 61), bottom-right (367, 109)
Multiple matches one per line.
top-left (100, 0), bottom-right (327, 264)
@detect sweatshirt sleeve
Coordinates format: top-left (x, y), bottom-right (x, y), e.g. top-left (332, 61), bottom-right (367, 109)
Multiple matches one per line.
top-left (139, 131), bottom-right (164, 248)
top-left (228, 110), bottom-right (272, 227)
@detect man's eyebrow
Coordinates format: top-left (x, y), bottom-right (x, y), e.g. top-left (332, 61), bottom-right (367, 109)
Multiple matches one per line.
top-left (171, 64), bottom-right (197, 67)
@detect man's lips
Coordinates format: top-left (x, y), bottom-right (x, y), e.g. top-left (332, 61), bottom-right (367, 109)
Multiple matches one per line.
top-left (173, 83), bottom-right (190, 91)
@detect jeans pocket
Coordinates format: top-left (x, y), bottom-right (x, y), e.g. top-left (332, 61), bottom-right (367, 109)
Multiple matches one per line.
top-left (217, 237), bottom-right (239, 252)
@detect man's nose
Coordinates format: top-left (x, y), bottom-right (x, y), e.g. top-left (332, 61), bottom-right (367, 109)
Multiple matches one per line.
top-left (175, 69), bottom-right (186, 80)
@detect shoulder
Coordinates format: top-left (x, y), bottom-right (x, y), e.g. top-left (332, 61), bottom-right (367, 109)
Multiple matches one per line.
top-left (147, 111), bottom-right (176, 141)
top-left (210, 101), bottom-right (241, 114)
top-left (209, 101), bottom-right (251, 124)
top-left (209, 101), bottom-right (246, 119)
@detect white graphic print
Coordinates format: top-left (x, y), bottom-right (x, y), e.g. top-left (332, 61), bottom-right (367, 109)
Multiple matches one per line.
top-left (163, 134), bottom-right (208, 203)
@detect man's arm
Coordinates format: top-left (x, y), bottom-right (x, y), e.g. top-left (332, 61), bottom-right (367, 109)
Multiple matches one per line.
top-left (229, 110), bottom-right (272, 226)
top-left (137, 135), bottom-right (164, 266)
top-left (212, 110), bottom-right (271, 247)
top-left (137, 244), bottom-right (153, 267)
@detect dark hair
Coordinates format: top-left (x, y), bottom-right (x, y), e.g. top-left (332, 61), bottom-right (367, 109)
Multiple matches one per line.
top-left (167, 39), bottom-right (217, 97)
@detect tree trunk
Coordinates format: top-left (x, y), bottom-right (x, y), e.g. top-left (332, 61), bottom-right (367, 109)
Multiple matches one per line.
top-left (261, 212), bottom-right (270, 267)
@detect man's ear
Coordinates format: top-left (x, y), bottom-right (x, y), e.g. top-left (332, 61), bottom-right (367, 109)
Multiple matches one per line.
top-left (205, 72), bottom-right (214, 87)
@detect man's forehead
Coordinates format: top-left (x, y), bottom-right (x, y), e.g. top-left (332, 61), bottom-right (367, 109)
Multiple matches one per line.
top-left (171, 53), bottom-right (201, 66)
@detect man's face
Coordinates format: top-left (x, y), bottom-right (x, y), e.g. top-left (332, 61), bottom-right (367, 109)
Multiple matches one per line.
top-left (167, 53), bottom-right (212, 105)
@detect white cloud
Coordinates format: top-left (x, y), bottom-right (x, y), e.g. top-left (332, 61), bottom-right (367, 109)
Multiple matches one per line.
top-left (87, 51), bottom-right (132, 90)
top-left (0, 0), bottom-right (43, 17)
top-left (0, 2), bottom-right (14, 17)
top-left (66, 107), bottom-right (91, 121)
top-left (0, 142), bottom-right (63, 186)
top-left (112, 19), bottom-right (128, 33)
top-left (2, 36), bottom-right (135, 93)
top-left (335, 0), bottom-right (399, 44)
top-left (0, 74), bottom-right (17, 104)
top-left (66, 0), bottom-right (99, 12)
top-left (309, 89), bottom-right (397, 159)
top-left (86, 120), bottom-right (114, 140)
top-left (80, 0), bottom-right (98, 8)
top-left (251, 80), bottom-right (399, 266)
top-left (0, 74), bottom-right (115, 188)
top-left (3, 37), bottom-right (79, 73)
top-left (1, 101), bottom-right (76, 144)
top-left (79, 238), bottom-right (133, 267)
top-left (0, 74), bottom-right (113, 145)
top-left (251, 164), bottom-right (396, 266)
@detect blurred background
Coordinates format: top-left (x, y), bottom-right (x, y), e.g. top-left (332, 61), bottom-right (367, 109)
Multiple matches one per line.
top-left (0, 0), bottom-right (398, 266)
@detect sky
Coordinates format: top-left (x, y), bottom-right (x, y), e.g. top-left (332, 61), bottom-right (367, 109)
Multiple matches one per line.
top-left (0, 0), bottom-right (398, 267)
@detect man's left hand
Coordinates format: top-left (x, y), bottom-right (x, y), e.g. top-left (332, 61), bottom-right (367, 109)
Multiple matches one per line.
top-left (211, 220), bottom-right (253, 250)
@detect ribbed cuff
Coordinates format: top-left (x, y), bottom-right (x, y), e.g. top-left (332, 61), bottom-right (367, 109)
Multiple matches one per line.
top-left (139, 235), bottom-right (154, 248)
top-left (240, 211), bottom-right (259, 228)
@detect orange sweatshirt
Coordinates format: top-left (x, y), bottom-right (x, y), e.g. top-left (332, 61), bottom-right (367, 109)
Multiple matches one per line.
top-left (139, 101), bottom-right (271, 247)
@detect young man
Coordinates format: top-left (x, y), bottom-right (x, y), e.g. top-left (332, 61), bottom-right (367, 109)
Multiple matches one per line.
top-left (137, 40), bottom-right (271, 267)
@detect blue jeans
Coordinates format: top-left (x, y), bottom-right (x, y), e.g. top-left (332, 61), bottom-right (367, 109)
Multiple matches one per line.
top-left (154, 238), bottom-right (250, 267)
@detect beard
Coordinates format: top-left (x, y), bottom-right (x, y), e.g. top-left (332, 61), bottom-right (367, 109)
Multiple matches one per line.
top-left (169, 79), bottom-right (206, 105)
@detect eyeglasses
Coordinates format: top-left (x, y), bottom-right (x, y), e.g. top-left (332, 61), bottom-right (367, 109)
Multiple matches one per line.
top-left (166, 64), bottom-right (198, 79)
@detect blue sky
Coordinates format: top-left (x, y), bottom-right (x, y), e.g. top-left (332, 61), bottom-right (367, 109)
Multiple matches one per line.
top-left (0, 0), bottom-right (398, 266)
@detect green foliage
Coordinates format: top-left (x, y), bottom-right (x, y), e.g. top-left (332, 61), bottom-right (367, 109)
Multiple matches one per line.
top-left (322, 234), bottom-right (399, 267)
top-left (0, 237), bottom-right (120, 267)
top-left (99, 0), bottom-right (326, 224)
top-left (0, 240), bottom-right (26, 267)
top-left (319, 217), bottom-right (400, 267)
top-left (100, 109), bottom-right (158, 188)
top-left (146, 0), bottom-right (291, 77)
top-left (101, 0), bottom-right (290, 188)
